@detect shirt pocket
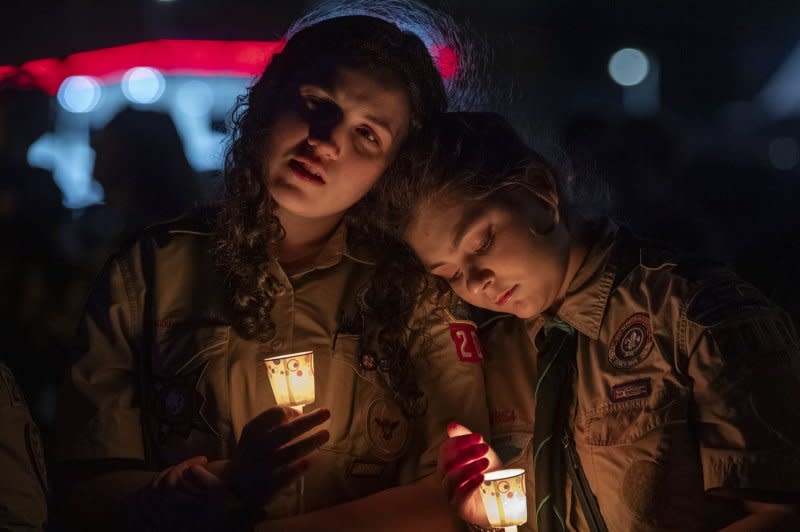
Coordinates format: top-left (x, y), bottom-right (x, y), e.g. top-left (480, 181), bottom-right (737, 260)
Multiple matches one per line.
top-left (580, 379), bottom-right (689, 446)
top-left (321, 334), bottom-right (410, 498)
top-left (151, 324), bottom-right (230, 465)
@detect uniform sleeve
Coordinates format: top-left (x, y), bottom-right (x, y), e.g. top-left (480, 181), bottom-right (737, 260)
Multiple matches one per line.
top-left (54, 244), bottom-right (147, 464)
top-left (0, 363), bottom-right (48, 530)
top-left (396, 303), bottom-right (491, 483)
top-left (685, 278), bottom-right (800, 496)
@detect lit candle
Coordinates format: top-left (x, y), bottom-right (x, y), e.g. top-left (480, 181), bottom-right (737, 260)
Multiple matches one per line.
top-left (479, 468), bottom-right (527, 532)
top-left (263, 350), bottom-right (315, 411)
top-left (262, 350), bottom-right (316, 515)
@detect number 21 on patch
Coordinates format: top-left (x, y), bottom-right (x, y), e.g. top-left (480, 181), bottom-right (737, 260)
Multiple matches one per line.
top-left (449, 322), bottom-right (484, 363)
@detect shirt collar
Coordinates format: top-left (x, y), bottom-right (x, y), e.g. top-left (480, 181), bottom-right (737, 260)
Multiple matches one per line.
top-left (286, 222), bottom-right (375, 278)
top-left (554, 220), bottom-right (620, 340)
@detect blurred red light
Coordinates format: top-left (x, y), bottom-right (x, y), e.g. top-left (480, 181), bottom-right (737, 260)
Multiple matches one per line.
top-left (1, 39), bottom-right (285, 95)
top-left (0, 38), bottom-right (455, 95)
top-left (433, 45), bottom-right (459, 80)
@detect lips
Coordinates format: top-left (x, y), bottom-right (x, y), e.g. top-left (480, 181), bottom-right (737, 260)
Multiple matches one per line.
top-left (289, 158), bottom-right (326, 185)
top-left (495, 284), bottom-right (518, 306)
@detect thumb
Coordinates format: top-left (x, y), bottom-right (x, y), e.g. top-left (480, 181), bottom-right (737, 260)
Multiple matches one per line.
top-left (447, 422), bottom-right (476, 438)
top-left (280, 405), bottom-right (302, 422)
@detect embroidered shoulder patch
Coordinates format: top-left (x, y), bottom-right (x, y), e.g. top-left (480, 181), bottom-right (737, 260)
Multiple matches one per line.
top-left (449, 321), bottom-right (484, 363)
top-left (608, 313), bottom-right (654, 369)
top-left (366, 398), bottom-right (408, 460)
top-left (153, 369), bottom-right (205, 442)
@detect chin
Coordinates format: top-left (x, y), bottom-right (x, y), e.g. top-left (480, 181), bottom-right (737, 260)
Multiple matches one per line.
top-left (512, 308), bottom-right (538, 320)
top-left (509, 298), bottom-right (543, 320)
top-left (270, 186), bottom-right (324, 218)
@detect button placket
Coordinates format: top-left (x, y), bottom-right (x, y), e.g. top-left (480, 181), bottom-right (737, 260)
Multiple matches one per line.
top-left (269, 272), bottom-right (294, 355)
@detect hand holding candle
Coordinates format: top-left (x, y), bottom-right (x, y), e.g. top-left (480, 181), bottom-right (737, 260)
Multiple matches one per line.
top-left (262, 350), bottom-right (318, 514)
top-left (437, 422), bottom-right (504, 528)
top-left (228, 406), bottom-right (330, 508)
top-left (479, 469), bottom-right (527, 531)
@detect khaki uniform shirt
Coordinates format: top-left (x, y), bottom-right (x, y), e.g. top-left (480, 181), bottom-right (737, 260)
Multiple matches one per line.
top-left (0, 362), bottom-right (48, 531)
top-left (481, 222), bottom-right (800, 531)
top-left (55, 214), bottom-right (490, 518)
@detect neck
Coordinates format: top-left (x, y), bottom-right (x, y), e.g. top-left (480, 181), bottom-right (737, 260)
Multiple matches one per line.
top-left (275, 207), bottom-right (344, 265)
top-left (549, 213), bottom-right (590, 315)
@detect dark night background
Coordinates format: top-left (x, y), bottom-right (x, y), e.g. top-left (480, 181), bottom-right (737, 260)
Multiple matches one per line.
top-left (1, 1), bottom-right (799, 526)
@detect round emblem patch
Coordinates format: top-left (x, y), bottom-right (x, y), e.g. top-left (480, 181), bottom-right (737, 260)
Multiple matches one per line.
top-left (164, 389), bottom-right (186, 416)
top-left (608, 313), bottom-right (654, 369)
top-left (366, 398), bottom-right (408, 459)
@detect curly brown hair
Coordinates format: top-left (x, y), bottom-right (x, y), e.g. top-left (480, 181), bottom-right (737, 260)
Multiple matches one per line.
top-left (214, 14), bottom-right (447, 356)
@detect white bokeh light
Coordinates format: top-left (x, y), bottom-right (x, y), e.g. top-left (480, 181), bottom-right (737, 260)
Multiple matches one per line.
top-left (122, 66), bottom-right (166, 104)
top-left (609, 48), bottom-right (650, 87)
top-left (57, 76), bottom-right (102, 113)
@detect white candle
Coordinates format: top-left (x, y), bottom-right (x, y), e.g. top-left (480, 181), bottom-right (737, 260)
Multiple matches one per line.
top-left (263, 350), bottom-right (315, 408)
top-left (479, 468), bottom-right (527, 530)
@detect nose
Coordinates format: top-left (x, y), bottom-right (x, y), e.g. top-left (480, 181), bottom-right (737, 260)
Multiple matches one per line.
top-left (465, 265), bottom-right (494, 296)
top-left (306, 128), bottom-right (341, 160)
top-left (306, 106), bottom-right (343, 160)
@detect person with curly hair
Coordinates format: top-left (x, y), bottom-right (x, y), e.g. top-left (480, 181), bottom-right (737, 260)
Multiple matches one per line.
top-left (53, 13), bottom-right (489, 532)
top-left (374, 112), bottom-right (800, 531)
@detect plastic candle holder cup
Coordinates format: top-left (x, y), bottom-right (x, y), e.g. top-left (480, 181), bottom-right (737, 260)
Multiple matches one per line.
top-left (263, 351), bottom-right (315, 411)
top-left (479, 468), bottom-right (527, 531)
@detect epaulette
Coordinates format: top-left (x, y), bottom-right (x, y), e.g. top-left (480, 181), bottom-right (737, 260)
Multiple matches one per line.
top-left (161, 205), bottom-right (217, 234)
top-left (147, 205), bottom-right (217, 246)
top-left (685, 270), bottom-right (774, 327)
top-left (611, 226), bottom-right (726, 291)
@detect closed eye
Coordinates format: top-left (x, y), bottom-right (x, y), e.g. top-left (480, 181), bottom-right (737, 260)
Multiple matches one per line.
top-left (448, 270), bottom-right (463, 283)
top-left (476, 226), bottom-right (495, 255)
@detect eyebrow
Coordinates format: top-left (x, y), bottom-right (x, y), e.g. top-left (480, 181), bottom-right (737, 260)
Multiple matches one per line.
top-left (302, 83), bottom-right (396, 139)
top-left (425, 203), bottom-right (488, 271)
top-left (365, 113), bottom-right (396, 139)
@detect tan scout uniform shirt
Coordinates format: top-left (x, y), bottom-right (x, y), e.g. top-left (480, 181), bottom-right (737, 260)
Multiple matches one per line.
top-left (55, 214), bottom-right (490, 519)
top-left (481, 222), bottom-right (800, 532)
top-left (0, 363), bottom-right (48, 531)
